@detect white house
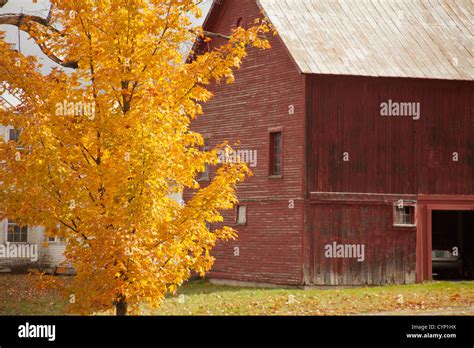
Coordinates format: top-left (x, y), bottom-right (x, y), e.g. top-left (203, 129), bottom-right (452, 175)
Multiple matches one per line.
top-left (0, 117), bottom-right (69, 273)
top-left (0, 117), bottom-right (183, 273)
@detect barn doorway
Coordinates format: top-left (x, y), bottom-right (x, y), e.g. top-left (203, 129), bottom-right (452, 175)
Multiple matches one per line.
top-left (432, 210), bottom-right (474, 280)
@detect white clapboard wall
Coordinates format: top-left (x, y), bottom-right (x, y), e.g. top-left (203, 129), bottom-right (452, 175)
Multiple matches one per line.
top-left (0, 124), bottom-right (67, 268)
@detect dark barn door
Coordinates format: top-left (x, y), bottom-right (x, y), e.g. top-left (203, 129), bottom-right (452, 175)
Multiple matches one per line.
top-left (432, 211), bottom-right (474, 280)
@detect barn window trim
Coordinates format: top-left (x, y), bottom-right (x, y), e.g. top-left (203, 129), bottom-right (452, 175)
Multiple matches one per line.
top-left (236, 205), bottom-right (247, 226)
top-left (197, 134), bottom-right (211, 182)
top-left (268, 127), bottom-right (284, 179)
top-left (393, 202), bottom-right (417, 228)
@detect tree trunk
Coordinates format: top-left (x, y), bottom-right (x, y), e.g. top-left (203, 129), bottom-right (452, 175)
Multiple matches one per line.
top-left (115, 297), bottom-right (128, 316)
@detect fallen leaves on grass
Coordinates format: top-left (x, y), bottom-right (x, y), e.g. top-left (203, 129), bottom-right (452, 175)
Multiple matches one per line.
top-left (1, 275), bottom-right (473, 316)
top-left (0, 274), bottom-right (70, 315)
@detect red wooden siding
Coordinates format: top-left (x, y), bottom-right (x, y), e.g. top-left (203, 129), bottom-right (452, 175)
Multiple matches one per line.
top-left (185, 0), bottom-right (307, 285)
top-left (305, 75), bottom-right (473, 285)
top-left (307, 75), bottom-right (473, 195)
top-left (308, 195), bottom-right (417, 286)
top-left (212, 201), bottom-right (304, 285)
top-left (186, 0), bottom-right (473, 286)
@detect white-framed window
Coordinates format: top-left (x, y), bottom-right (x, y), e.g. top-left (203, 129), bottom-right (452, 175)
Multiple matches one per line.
top-left (47, 236), bottom-right (66, 244)
top-left (393, 204), bottom-right (416, 227)
top-left (236, 205), bottom-right (247, 225)
top-left (6, 220), bottom-right (28, 243)
top-left (45, 224), bottom-right (67, 244)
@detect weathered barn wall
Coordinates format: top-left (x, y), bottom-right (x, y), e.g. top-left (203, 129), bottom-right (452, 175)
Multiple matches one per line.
top-left (308, 75), bottom-right (473, 194)
top-left (187, 1), bottom-right (473, 286)
top-left (211, 200), bottom-right (304, 285)
top-left (308, 195), bottom-right (417, 286)
top-left (305, 75), bottom-right (473, 285)
top-left (185, 0), bottom-right (306, 284)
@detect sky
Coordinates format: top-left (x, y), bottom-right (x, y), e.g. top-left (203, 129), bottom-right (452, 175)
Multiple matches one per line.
top-left (0, 0), bottom-right (213, 74)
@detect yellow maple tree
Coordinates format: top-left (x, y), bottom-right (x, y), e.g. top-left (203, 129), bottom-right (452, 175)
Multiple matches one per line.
top-left (0, 0), bottom-right (270, 315)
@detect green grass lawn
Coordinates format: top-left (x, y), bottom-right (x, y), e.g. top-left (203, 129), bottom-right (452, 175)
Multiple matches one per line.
top-left (149, 279), bottom-right (474, 316)
top-left (0, 274), bottom-right (473, 315)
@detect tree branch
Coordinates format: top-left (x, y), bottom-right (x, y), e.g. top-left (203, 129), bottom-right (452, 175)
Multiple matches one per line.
top-left (0, 11), bottom-right (229, 69)
top-left (0, 12), bottom-right (60, 33)
top-left (203, 30), bottom-right (230, 40)
top-left (0, 12), bottom-right (78, 69)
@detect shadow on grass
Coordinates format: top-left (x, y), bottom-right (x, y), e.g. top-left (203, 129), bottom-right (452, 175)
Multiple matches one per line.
top-left (168, 278), bottom-right (279, 297)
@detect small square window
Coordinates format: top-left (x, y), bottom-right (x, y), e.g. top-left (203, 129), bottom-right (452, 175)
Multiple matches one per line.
top-left (45, 224), bottom-right (65, 243)
top-left (46, 236), bottom-right (66, 244)
top-left (394, 205), bottom-right (416, 227)
top-left (8, 128), bottom-right (24, 150)
top-left (236, 205), bottom-right (247, 225)
top-left (9, 129), bottom-right (21, 143)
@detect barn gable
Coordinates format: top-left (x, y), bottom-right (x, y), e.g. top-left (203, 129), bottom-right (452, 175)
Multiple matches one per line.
top-left (186, 0), bottom-right (308, 285)
top-left (199, 0), bottom-right (304, 74)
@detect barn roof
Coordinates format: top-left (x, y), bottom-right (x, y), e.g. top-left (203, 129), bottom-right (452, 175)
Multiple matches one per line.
top-left (256, 0), bottom-right (472, 80)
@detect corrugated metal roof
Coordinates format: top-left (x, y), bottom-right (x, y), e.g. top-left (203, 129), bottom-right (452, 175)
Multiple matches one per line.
top-left (257, 0), bottom-right (473, 80)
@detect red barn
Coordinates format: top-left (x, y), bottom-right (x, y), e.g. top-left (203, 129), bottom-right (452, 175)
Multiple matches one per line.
top-left (187, 0), bottom-right (473, 286)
